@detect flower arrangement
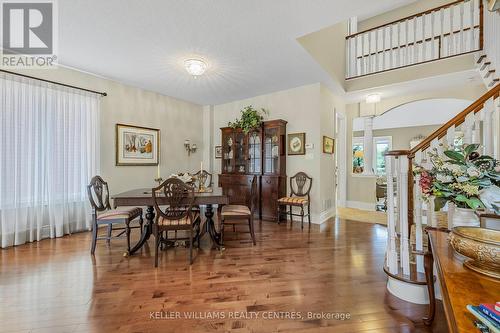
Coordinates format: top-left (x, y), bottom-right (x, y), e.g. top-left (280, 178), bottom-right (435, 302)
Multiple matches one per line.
top-left (415, 144), bottom-right (500, 210)
top-left (228, 105), bottom-right (269, 134)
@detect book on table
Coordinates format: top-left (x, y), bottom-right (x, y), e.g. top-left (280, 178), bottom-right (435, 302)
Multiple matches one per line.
top-left (480, 304), bottom-right (500, 325)
top-left (467, 305), bottom-right (500, 333)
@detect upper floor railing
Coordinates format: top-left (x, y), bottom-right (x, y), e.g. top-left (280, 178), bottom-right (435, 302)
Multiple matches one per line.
top-left (346, 0), bottom-right (483, 79)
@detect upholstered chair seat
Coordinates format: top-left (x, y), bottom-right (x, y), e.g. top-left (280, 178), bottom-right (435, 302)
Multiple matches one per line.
top-left (97, 207), bottom-right (143, 220)
top-left (158, 212), bottom-right (199, 226)
top-left (277, 197), bottom-right (308, 206)
top-left (221, 205), bottom-right (251, 216)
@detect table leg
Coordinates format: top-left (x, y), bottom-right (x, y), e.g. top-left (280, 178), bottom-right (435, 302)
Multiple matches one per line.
top-left (127, 205), bottom-right (154, 256)
top-left (205, 204), bottom-right (223, 249)
top-left (423, 237), bottom-right (435, 325)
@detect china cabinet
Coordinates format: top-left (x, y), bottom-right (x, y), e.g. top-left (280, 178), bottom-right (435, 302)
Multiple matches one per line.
top-left (218, 119), bottom-right (287, 221)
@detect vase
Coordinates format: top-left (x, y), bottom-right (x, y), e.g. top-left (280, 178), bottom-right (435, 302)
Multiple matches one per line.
top-left (450, 206), bottom-right (480, 228)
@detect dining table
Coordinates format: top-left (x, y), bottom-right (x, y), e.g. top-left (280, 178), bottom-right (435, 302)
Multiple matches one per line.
top-left (112, 187), bottom-right (229, 255)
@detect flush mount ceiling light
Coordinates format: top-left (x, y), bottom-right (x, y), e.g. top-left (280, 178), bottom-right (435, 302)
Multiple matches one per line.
top-left (366, 93), bottom-right (381, 104)
top-left (184, 58), bottom-right (208, 77)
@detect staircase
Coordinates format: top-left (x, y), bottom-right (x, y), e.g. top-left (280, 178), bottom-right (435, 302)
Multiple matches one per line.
top-left (383, 83), bottom-right (499, 304)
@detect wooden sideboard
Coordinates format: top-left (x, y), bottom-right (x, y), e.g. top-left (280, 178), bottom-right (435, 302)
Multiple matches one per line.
top-left (424, 229), bottom-right (500, 332)
top-left (219, 119), bottom-right (287, 221)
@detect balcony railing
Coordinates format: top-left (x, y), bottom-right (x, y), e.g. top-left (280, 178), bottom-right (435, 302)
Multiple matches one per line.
top-left (345, 0), bottom-right (483, 79)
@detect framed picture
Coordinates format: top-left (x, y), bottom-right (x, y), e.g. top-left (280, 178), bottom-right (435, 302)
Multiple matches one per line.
top-left (215, 145), bottom-right (222, 159)
top-left (116, 124), bottom-right (160, 166)
top-left (288, 132), bottom-right (306, 155)
top-left (323, 136), bottom-right (334, 154)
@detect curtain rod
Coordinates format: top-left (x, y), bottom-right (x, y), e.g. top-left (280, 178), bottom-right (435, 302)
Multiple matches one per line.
top-left (0, 69), bottom-right (107, 97)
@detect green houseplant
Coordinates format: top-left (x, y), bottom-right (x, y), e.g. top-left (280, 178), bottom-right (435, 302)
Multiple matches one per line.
top-left (228, 105), bottom-right (269, 134)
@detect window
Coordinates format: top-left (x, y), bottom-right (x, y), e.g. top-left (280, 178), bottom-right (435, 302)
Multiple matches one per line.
top-left (352, 136), bottom-right (392, 175)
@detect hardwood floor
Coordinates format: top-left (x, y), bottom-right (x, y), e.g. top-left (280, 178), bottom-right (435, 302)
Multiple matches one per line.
top-left (0, 219), bottom-right (447, 333)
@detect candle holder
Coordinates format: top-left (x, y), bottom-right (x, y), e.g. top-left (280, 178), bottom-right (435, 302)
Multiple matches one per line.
top-left (154, 177), bottom-right (163, 185)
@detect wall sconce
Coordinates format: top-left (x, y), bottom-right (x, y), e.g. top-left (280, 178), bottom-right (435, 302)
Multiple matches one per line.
top-left (184, 139), bottom-right (197, 156)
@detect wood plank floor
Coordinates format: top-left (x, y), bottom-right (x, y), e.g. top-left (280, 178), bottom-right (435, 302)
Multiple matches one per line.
top-left (0, 219), bottom-right (447, 333)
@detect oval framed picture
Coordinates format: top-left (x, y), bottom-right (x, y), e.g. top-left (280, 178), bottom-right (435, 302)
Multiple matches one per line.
top-left (288, 133), bottom-right (305, 155)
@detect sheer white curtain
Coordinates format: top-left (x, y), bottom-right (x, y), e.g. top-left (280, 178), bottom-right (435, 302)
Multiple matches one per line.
top-left (0, 73), bottom-right (101, 248)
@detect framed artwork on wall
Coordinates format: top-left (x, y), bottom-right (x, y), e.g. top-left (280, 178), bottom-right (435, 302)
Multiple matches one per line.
top-left (215, 145), bottom-right (222, 159)
top-left (116, 124), bottom-right (160, 166)
top-left (323, 136), bottom-right (334, 154)
top-left (288, 132), bottom-right (306, 155)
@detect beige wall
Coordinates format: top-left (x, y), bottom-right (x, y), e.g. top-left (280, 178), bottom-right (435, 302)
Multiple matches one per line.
top-left (345, 83), bottom-right (486, 208)
top-left (12, 66), bottom-right (204, 195)
top-left (211, 83), bottom-right (341, 222)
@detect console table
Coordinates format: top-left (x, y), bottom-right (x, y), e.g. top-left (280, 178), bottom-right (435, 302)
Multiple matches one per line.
top-left (424, 228), bottom-right (500, 332)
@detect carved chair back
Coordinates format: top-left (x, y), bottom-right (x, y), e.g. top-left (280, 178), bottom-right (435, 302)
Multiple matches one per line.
top-left (193, 170), bottom-right (212, 189)
top-left (87, 176), bottom-right (111, 213)
top-left (152, 178), bottom-right (195, 222)
top-left (290, 172), bottom-right (312, 200)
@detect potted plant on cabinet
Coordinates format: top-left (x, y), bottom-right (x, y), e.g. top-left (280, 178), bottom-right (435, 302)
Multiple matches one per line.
top-left (228, 105), bottom-right (269, 134)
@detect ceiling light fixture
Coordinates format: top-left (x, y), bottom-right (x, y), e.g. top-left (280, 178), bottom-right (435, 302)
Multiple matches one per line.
top-left (366, 93), bottom-right (381, 104)
top-left (184, 58), bottom-right (207, 77)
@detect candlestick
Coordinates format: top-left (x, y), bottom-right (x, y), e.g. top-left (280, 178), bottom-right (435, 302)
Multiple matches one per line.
top-left (157, 164), bottom-right (160, 179)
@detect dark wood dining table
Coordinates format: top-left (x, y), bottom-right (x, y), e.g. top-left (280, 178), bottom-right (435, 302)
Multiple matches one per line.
top-left (112, 187), bottom-right (229, 254)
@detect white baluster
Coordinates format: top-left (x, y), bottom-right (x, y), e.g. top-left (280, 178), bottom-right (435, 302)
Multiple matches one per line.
top-left (354, 35), bottom-right (359, 77)
top-left (414, 151), bottom-right (424, 273)
top-left (446, 124), bottom-right (456, 150)
top-left (399, 155), bottom-right (410, 276)
top-left (413, 16), bottom-right (418, 63)
top-left (449, 5), bottom-right (454, 55)
top-left (430, 11), bottom-right (435, 60)
top-left (473, 109), bottom-right (482, 144)
top-left (422, 14), bottom-right (427, 61)
top-left (397, 22), bottom-right (401, 68)
top-left (390, 24), bottom-right (394, 69)
top-left (459, 1), bottom-right (465, 53)
top-left (368, 31), bottom-right (372, 73)
top-left (375, 29), bottom-right (379, 72)
top-left (463, 112), bottom-right (474, 145)
top-left (382, 26), bottom-right (387, 71)
top-left (385, 155), bottom-right (398, 274)
top-left (404, 20), bottom-right (409, 67)
top-left (469, 0), bottom-right (475, 51)
top-left (483, 97), bottom-right (495, 156)
top-left (361, 34), bottom-right (365, 75)
top-left (440, 8), bottom-right (445, 57)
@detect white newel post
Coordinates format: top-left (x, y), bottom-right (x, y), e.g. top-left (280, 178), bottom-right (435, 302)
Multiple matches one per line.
top-left (385, 155), bottom-right (398, 274)
top-left (399, 155), bottom-right (410, 276)
top-left (363, 116), bottom-right (375, 175)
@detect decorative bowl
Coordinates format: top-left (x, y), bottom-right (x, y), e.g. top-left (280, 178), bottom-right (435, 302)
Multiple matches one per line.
top-left (448, 227), bottom-right (500, 279)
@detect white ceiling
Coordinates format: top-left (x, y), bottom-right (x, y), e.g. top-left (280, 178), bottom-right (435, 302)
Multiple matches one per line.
top-left (58, 0), bottom-right (416, 105)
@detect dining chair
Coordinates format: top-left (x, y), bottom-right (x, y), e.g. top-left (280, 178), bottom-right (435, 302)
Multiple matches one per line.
top-left (220, 175), bottom-right (257, 245)
top-left (193, 170), bottom-right (213, 190)
top-left (277, 172), bottom-right (312, 229)
top-left (152, 178), bottom-right (200, 267)
top-left (87, 176), bottom-right (143, 255)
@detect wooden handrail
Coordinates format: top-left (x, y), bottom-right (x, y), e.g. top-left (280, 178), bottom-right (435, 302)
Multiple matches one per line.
top-left (409, 84), bottom-right (500, 157)
top-left (346, 0), bottom-right (466, 40)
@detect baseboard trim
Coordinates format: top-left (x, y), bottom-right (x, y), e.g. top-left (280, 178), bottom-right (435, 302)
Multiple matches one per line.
top-left (288, 207), bottom-right (336, 225)
top-left (346, 201), bottom-right (375, 211)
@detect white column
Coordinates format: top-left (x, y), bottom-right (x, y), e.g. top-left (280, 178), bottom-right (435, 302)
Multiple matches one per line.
top-left (362, 116), bottom-right (375, 175)
top-left (202, 105), bottom-right (214, 173)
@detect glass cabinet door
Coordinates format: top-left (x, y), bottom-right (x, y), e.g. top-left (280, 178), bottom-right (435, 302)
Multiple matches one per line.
top-left (222, 132), bottom-right (233, 173)
top-left (234, 131), bottom-right (246, 173)
top-left (247, 130), bottom-right (261, 174)
top-left (263, 127), bottom-right (279, 174)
